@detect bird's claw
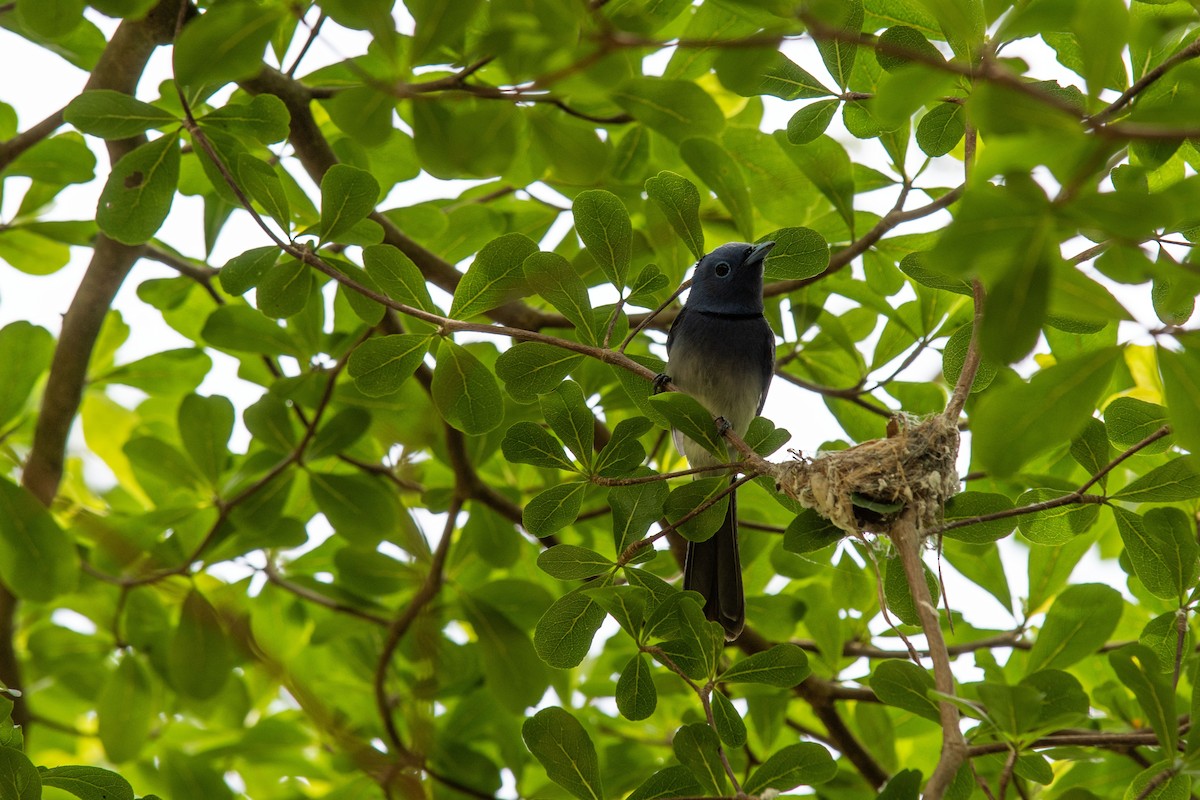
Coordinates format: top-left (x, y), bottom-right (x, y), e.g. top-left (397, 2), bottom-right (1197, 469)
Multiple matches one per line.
top-left (714, 416), bottom-right (732, 436)
top-left (652, 373), bottom-right (672, 395)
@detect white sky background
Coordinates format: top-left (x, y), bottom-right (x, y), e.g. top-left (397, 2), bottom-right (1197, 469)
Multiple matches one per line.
top-left (0, 6), bottom-right (1150, 645)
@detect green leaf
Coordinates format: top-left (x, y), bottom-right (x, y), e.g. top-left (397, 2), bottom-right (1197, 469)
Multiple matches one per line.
top-left (786, 99), bottom-right (840, 145)
top-left (256, 259), bottom-right (312, 318)
top-left (572, 190), bottom-right (632, 289)
top-left (715, 48), bottom-right (833, 100)
top-left (173, 2), bottom-right (283, 88)
top-left (0, 227), bottom-right (71, 276)
top-left (1114, 506), bottom-right (1197, 600)
top-left (941, 491), bottom-right (1016, 543)
top-left (1105, 396), bottom-right (1170, 453)
top-left (97, 654), bottom-right (154, 765)
top-left (783, 508), bottom-right (845, 553)
top-left (16, 0), bottom-right (83, 38)
top-left (0, 322), bottom-right (54, 430)
top-left (348, 334), bottom-right (430, 397)
top-left (611, 480), bottom-right (668, 554)
top-left (0, 476), bottom-right (80, 601)
top-left (616, 654), bottom-right (657, 721)
top-left (523, 251), bottom-right (597, 343)
top-left (586, 585), bottom-right (649, 637)
top-left (1124, 764), bottom-right (1189, 800)
top-left (719, 644), bottom-right (810, 686)
top-left (762, 226), bottom-right (830, 280)
top-left (613, 78), bottom-right (725, 142)
top-left (237, 154), bottom-right (290, 229)
top-left (95, 348), bottom-right (210, 395)
top-left (40, 765), bottom-right (136, 800)
top-left (916, 102), bottom-right (966, 156)
top-left (168, 589), bottom-right (234, 699)
top-left (665, 478), bottom-right (729, 542)
top-left (972, 348), bottom-right (1120, 477)
top-left (711, 690), bottom-right (747, 747)
top-left (778, 133), bottom-right (856, 232)
top-left (645, 171), bottom-right (704, 259)
top-left (363, 244), bottom-right (438, 315)
top-left (201, 305), bottom-right (297, 356)
top-left (495, 342), bottom-right (583, 404)
top-left (870, 660), bottom-right (940, 721)
top-left (1026, 583), bottom-right (1123, 673)
top-left (876, 25), bottom-right (944, 71)
top-left (538, 545), bottom-right (613, 581)
top-left (1015, 490), bottom-right (1099, 545)
top-left (522, 707), bottom-right (603, 800)
top-left (63, 89), bottom-right (178, 139)
top-left (96, 131), bottom-right (181, 245)
top-left (524, 482), bottom-right (588, 539)
top-left (1109, 644), bottom-right (1177, 753)
top-left (431, 341), bottom-right (504, 435)
top-left (884, 556), bottom-right (939, 626)
top-left (450, 232), bottom-right (539, 319)
top-left (218, 245), bottom-right (279, 295)
top-left (649, 391), bottom-right (724, 458)
top-left (178, 393), bottom-right (234, 485)
top-left (1113, 456), bottom-right (1200, 502)
top-left (741, 742), bottom-right (837, 794)
top-left (1071, 417), bottom-right (1113, 481)
top-left (596, 417), bottom-right (652, 477)
top-left (534, 588), bottom-right (607, 668)
top-left (199, 94), bottom-right (290, 143)
top-left (672, 723), bottom-right (726, 795)
top-left (626, 766), bottom-right (701, 800)
top-left (814, 0), bottom-right (864, 89)
top-left (680, 137), bottom-right (753, 240)
top-left (310, 471), bottom-right (399, 545)
top-left (319, 164), bottom-right (380, 243)
top-left (462, 595), bottom-right (548, 712)
top-left (502, 421), bottom-right (577, 472)
top-left (542, 381), bottom-right (595, 468)
top-left (0, 746), bottom-right (39, 800)
top-left (1159, 343), bottom-right (1200, 456)
top-left (307, 407), bottom-right (370, 461)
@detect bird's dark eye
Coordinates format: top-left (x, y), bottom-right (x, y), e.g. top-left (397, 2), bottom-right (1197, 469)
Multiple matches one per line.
top-left (714, 262), bottom-right (731, 278)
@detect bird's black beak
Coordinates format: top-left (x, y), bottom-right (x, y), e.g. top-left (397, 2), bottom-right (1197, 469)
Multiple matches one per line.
top-left (746, 240), bottom-right (775, 269)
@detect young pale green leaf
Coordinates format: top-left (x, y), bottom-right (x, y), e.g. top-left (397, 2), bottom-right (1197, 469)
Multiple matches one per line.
top-left (1114, 506), bottom-right (1195, 601)
top-left (236, 154), bottom-right (290, 229)
top-left (611, 479), bottom-right (668, 554)
top-left (218, 246), bottom-right (279, 295)
top-left (319, 164), bottom-right (380, 243)
top-left (255, 259), bottom-right (312, 318)
top-left (649, 391), bottom-right (725, 458)
top-left (665, 478), bottom-right (729, 542)
top-left (431, 340), bottom-right (504, 435)
top-left (813, 0), bottom-right (863, 89)
top-left (645, 171), bottom-right (704, 259)
top-left (534, 588), bottom-right (607, 668)
top-left (173, 3), bottom-right (283, 88)
top-left (1113, 456), bottom-right (1200, 502)
top-left (96, 131), bottom-right (180, 245)
top-left (537, 545), bottom-right (612, 581)
top-left (680, 137), bottom-right (753, 240)
top-left (1026, 583), bottom-right (1123, 674)
top-left (16, 0), bottom-right (83, 37)
top-left (572, 190), bottom-right (632, 289)
top-left (762, 226), bottom-right (829, 280)
top-left (941, 491), bottom-right (1016, 543)
top-left (672, 723), bottom-right (726, 795)
top-left (449, 232), bottom-right (539, 319)
top-left (541, 381), bottom-right (595, 469)
top-left (40, 765), bottom-right (136, 800)
top-left (201, 305), bottom-right (297, 356)
top-left (972, 348), bottom-right (1120, 478)
top-left (613, 78), bottom-right (724, 142)
top-left (363, 244), bottom-right (438, 315)
top-left (595, 417), bottom-right (652, 477)
top-left (711, 690), bottom-right (747, 747)
top-left (786, 99), bottom-right (840, 145)
top-left (524, 481), bottom-right (588, 538)
top-left (63, 89), bottom-right (178, 139)
top-left (178, 393), bottom-right (234, 486)
top-left (1160, 343), bottom-right (1200, 456)
top-left (521, 707), bottom-right (604, 800)
top-left (719, 644), bottom-right (810, 687)
top-left (616, 654), bottom-right (657, 722)
top-left (96, 654), bottom-right (154, 766)
top-left (462, 596), bottom-right (548, 713)
top-left (870, 660), bottom-right (940, 722)
top-left (742, 742), bottom-right (837, 794)
top-left (168, 589), bottom-right (234, 700)
top-left (0, 321), bottom-right (54, 430)
top-left (347, 334), bottom-right (430, 397)
top-left (523, 251), bottom-right (597, 343)
top-left (1109, 644), bottom-right (1177, 754)
top-left (1105, 396), bottom-right (1170, 453)
top-left (200, 94), bottom-right (290, 143)
top-left (1016, 491), bottom-right (1099, 545)
top-left (502, 421), bottom-right (577, 472)
top-left (0, 476), bottom-right (80, 601)
top-left (495, 342), bottom-right (583, 404)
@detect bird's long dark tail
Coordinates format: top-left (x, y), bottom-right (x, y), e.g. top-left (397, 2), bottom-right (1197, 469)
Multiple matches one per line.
top-left (683, 482), bottom-right (744, 640)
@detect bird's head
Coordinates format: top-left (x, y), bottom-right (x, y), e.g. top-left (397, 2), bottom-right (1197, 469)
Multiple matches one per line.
top-left (685, 241), bottom-right (775, 315)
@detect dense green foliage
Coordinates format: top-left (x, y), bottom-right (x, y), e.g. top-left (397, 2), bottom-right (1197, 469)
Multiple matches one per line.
top-left (1, 0), bottom-right (1200, 798)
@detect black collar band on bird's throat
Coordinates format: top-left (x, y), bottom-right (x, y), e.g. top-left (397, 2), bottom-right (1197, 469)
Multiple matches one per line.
top-left (692, 308), bottom-right (764, 321)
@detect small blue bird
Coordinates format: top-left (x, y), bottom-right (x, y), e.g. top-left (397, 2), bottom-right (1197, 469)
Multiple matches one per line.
top-left (664, 241), bottom-right (776, 640)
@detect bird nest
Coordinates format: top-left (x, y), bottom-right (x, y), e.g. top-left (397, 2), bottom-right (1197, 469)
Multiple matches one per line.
top-left (770, 413), bottom-right (961, 537)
